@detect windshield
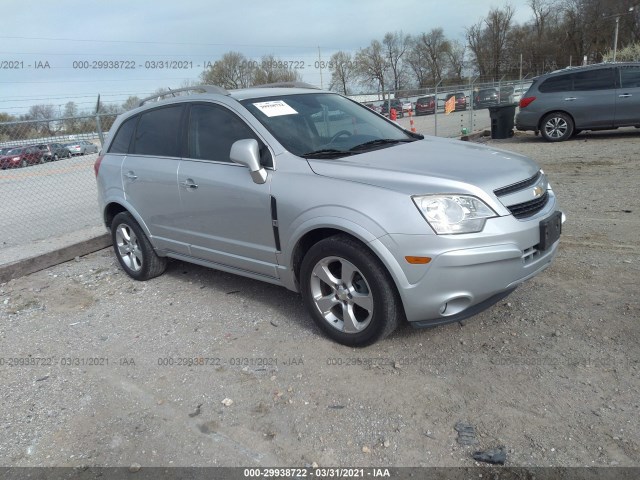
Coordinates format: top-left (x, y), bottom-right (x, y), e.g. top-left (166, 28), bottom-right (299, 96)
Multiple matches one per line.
top-left (241, 93), bottom-right (416, 157)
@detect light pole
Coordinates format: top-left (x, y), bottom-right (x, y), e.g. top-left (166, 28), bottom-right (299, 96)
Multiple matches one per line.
top-left (611, 6), bottom-right (636, 62)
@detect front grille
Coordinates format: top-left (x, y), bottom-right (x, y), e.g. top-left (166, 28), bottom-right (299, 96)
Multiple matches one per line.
top-left (506, 191), bottom-right (549, 219)
top-left (494, 171), bottom-right (542, 197)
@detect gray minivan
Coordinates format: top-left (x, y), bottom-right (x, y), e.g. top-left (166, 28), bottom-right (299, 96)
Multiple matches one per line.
top-left (95, 84), bottom-right (563, 346)
top-left (516, 62), bottom-right (640, 141)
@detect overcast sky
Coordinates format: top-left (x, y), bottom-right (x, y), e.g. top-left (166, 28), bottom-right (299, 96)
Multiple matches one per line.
top-left (1, 0), bottom-right (535, 115)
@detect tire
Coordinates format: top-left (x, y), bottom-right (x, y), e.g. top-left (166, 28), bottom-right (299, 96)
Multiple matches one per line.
top-left (299, 235), bottom-right (402, 347)
top-left (21, 159), bottom-right (28, 168)
top-left (53, 153), bottom-right (59, 161)
top-left (541, 112), bottom-right (574, 142)
top-left (67, 151), bottom-right (72, 158)
top-left (39, 156), bottom-right (45, 164)
top-left (111, 212), bottom-right (167, 281)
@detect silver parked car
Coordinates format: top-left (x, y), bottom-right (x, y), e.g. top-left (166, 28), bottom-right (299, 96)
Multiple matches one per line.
top-left (516, 62), bottom-right (640, 141)
top-left (65, 140), bottom-right (99, 155)
top-left (95, 84), bottom-right (563, 346)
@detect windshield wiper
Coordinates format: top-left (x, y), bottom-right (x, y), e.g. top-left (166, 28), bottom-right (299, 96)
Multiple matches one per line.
top-left (348, 138), bottom-right (415, 152)
top-left (301, 149), bottom-right (354, 159)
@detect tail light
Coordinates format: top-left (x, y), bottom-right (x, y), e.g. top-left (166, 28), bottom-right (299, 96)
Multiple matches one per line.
top-left (93, 154), bottom-right (103, 177)
top-left (519, 96), bottom-right (536, 108)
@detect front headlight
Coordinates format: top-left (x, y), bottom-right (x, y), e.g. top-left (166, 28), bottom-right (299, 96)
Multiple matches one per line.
top-left (412, 195), bottom-right (496, 234)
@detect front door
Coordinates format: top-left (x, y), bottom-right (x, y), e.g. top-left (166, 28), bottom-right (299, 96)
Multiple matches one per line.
top-left (175, 103), bottom-right (278, 278)
top-left (615, 65), bottom-right (640, 127)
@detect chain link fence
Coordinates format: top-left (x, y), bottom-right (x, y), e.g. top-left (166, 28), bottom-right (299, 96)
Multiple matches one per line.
top-left (0, 114), bottom-right (118, 249)
top-left (0, 82), bottom-right (529, 250)
top-left (351, 78), bottom-right (531, 137)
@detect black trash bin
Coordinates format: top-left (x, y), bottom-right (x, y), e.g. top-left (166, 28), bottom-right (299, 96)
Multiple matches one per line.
top-left (488, 103), bottom-right (517, 139)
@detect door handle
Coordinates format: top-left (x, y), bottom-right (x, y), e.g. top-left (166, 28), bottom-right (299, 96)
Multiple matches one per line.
top-left (180, 179), bottom-right (198, 189)
top-left (618, 93), bottom-right (632, 98)
top-left (564, 97), bottom-right (577, 101)
top-left (124, 171), bottom-right (137, 180)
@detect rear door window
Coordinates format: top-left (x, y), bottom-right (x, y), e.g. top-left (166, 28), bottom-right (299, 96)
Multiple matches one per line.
top-left (132, 105), bottom-right (184, 157)
top-left (571, 68), bottom-right (615, 91)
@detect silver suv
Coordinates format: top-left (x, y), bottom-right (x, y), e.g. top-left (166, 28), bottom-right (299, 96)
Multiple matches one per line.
top-left (516, 62), bottom-right (640, 141)
top-left (95, 83), bottom-right (563, 346)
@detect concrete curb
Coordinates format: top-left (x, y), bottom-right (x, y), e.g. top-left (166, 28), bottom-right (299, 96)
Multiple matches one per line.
top-left (0, 234), bottom-right (112, 284)
top-left (461, 129), bottom-right (491, 142)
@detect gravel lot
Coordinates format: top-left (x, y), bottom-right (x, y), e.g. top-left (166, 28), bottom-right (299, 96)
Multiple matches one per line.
top-left (1, 128), bottom-right (639, 469)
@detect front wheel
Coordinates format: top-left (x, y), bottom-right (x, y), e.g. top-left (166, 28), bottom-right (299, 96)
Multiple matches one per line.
top-left (300, 235), bottom-right (402, 346)
top-left (111, 212), bottom-right (167, 280)
top-left (541, 112), bottom-right (574, 142)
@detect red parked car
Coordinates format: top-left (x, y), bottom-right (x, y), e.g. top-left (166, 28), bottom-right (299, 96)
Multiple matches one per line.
top-left (415, 96), bottom-right (436, 115)
top-left (0, 146), bottom-right (44, 169)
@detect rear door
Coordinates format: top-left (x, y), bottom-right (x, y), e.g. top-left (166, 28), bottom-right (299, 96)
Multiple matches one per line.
top-left (615, 65), bottom-right (640, 127)
top-left (564, 68), bottom-right (616, 128)
top-left (121, 104), bottom-right (188, 254)
top-left (175, 102), bottom-right (278, 278)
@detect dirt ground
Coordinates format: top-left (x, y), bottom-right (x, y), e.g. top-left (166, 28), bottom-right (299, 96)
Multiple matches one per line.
top-left (1, 129), bottom-right (639, 469)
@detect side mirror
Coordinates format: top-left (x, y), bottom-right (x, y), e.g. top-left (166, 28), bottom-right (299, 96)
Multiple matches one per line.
top-left (230, 139), bottom-right (267, 184)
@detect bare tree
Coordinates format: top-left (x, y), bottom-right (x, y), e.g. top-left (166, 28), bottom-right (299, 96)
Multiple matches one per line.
top-left (62, 101), bottom-right (79, 132)
top-left (417, 28), bottom-right (451, 85)
top-left (201, 51), bottom-right (256, 88)
top-left (355, 40), bottom-right (389, 96)
top-left (122, 96), bottom-right (141, 111)
top-left (405, 37), bottom-right (430, 88)
top-left (253, 55), bottom-right (302, 85)
top-left (446, 40), bottom-right (467, 82)
top-left (382, 31), bottom-right (410, 92)
top-left (27, 104), bottom-right (59, 135)
top-left (467, 5), bottom-right (515, 78)
top-left (328, 51), bottom-right (356, 95)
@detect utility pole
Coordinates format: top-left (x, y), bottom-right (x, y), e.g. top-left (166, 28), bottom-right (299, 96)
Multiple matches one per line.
top-left (613, 15), bottom-right (620, 61)
top-left (519, 53), bottom-right (523, 82)
top-left (605, 6), bottom-right (636, 62)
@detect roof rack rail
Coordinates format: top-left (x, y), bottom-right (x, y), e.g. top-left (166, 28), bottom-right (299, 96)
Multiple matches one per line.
top-left (252, 81), bottom-right (321, 89)
top-left (138, 85), bottom-right (229, 107)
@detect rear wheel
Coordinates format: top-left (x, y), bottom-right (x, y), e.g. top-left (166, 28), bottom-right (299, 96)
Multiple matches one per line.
top-left (300, 235), bottom-right (402, 346)
top-left (111, 212), bottom-right (167, 281)
top-left (541, 112), bottom-right (574, 142)
top-left (21, 159), bottom-right (28, 168)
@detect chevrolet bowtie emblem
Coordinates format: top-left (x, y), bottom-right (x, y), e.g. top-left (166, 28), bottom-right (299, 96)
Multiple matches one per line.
top-left (533, 185), bottom-right (544, 198)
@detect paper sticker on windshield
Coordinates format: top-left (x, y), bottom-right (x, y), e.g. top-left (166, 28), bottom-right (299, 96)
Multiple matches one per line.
top-left (253, 100), bottom-right (298, 117)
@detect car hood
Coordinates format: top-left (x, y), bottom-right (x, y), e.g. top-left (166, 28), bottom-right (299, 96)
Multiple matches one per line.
top-left (306, 136), bottom-right (540, 198)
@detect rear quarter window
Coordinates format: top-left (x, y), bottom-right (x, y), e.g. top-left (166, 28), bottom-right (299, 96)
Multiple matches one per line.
top-left (108, 116), bottom-right (137, 154)
top-left (539, 74), bottom-right (573, 93)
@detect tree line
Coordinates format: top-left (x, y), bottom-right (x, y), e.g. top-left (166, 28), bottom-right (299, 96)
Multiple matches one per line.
top-left (329, 0), bottom-right (640, 95)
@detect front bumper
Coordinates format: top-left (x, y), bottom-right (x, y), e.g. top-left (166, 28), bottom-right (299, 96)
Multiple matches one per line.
top-left (373, 210), bottom-right (562, 324)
